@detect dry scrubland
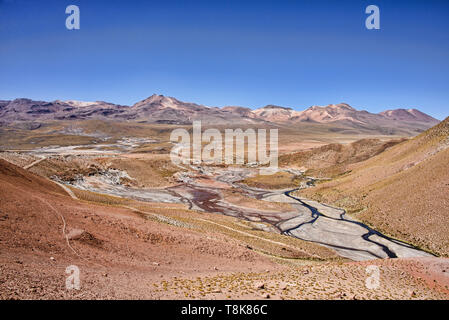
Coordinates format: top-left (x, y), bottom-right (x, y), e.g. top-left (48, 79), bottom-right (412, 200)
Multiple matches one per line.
top-left (298, 117), bottom-right (449, 257)
top-left (152, 257), bottom-right (449, 300)
top-left (108, 156), bottom-right (180, 188)
top-left (1, 158), bottom-right (448, 299)
top-left (0, 158), bottom-right (336, 299)
top-left (242, 138), bottom-right (406, 190)
top-left (241, 171), bottom-right (305, 190)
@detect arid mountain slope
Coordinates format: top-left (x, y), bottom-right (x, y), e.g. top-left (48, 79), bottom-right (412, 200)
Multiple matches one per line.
top-left (299, 117), bottom-right (449, 256)
top-left (1, 158), bottom-right (448, 299)
top-left (2, 157), bottom-right (449, 299)
top-left (279, 138), bottom-right (406, 177)
top-left (0, 159), bottom-right (284, 298)
top-left (0, 98), bottom-right (130, 122)
top-left (292, 103), bottom-right (366, 123)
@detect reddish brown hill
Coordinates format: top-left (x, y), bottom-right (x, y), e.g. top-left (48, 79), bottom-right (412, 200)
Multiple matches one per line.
top-left (380, 108), bottom-right (438, 122)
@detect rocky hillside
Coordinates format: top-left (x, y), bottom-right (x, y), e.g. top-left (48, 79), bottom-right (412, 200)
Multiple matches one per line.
top-left (299, 117), bottom-right (449, 256)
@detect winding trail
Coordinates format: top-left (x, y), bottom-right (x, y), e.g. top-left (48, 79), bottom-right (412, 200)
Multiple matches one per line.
top-left (23, 156), bottom-right (46, 170)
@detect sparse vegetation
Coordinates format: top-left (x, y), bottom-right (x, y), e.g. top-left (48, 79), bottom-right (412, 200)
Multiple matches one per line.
top-left (241, 171), bottom-right (305, 189)
top-left (300, 117), bottom-right (449, 256)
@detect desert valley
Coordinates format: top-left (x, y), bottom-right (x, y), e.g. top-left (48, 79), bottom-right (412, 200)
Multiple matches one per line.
top-left (0, 94), bottom-right (448, 299)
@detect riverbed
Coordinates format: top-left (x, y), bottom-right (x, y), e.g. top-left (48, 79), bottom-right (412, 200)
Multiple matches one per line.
top-left (58, 165), bottom-right (433, 261)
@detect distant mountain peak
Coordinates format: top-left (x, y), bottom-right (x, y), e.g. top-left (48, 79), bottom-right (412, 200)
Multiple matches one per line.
top-left (333, 103), bottom-right (356, 110)
top-left (379, 108), bottom-right (438, 123)
top-left (137, 94), bottom-right (167, 104)
top-left (132, 94), bottom-right (183, 109)
top-left (257, 104), bottom-right (292, 111)
top-left (63, 100), bottom-right (97, 107)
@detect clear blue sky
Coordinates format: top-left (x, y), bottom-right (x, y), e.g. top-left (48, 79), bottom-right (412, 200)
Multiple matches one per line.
top-left (1, 0), bottom-right (448, 119)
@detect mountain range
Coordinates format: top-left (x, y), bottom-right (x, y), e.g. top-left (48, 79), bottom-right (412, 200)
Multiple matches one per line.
top-left (0, 94), bottom-right (440, 134)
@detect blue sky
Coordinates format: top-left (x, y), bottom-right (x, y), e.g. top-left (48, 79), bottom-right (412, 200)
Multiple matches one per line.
top-left (0, 0), bottom-right (448, 119)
